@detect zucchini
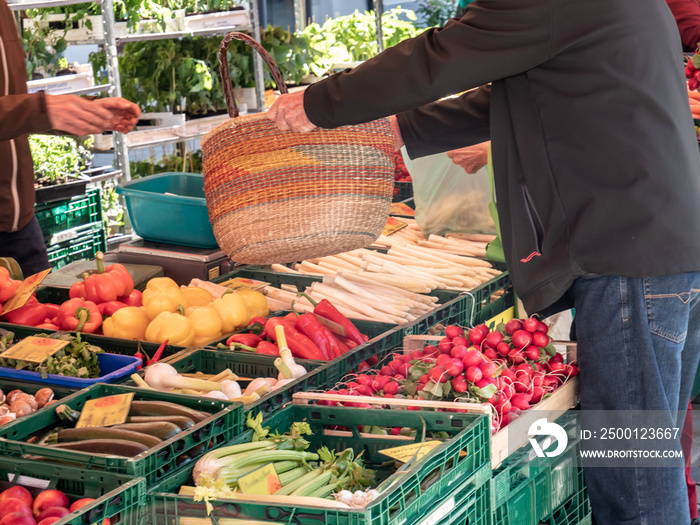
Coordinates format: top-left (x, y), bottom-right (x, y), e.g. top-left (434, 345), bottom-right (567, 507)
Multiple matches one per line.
top-left (49, 439), bottom-right (149, 457)
top-left (128, 400), bottom-right (209, 423)
top-left (126, 415), bottom-right (196, 430)
top-left (111, 421), bottom-right (182, 440)
top-left (55, 427), bottom-right (162, 448)
top-left (55, 404), bottom-right (81, 424)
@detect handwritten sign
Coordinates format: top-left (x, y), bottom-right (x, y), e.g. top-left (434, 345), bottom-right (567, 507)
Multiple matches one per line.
top-left (1, 268), bottom-right (52, 314)
top-left (389, 202), bottom-right (415, 217)
top-left (378, 440), bottom-right (443, 463)
top-left (0, 336), bottom-right (69, 364)
top-left (382, 217), bottom-right (408, 237)
top-left (237, 463), bottom-right (282, 495)
top-left (218, 277), bottom-right (270, 292)
top-left (76, 393), bottom-right (135, 429)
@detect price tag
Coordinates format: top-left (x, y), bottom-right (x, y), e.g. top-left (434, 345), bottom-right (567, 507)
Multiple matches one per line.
top-left (0, 336), bottom-right (69, 364)
top-left (389, 202), bottom-right (415, 217)
top-left (1, 268), bottom-right (52, 314)
top-left (378, 440), bottom-right (443, 463)
top-left (218, 277), bottom-right (270, 292)
top-left (382, 217), bottom-right (408, 237)
top-left (76, 393), bottom-right (135, 429)
top-left (237, 463), bottom-right (282, 495)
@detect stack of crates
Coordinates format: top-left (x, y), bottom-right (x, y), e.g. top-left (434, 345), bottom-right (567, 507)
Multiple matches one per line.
top-left (35, 187), bottom-right (107, 270)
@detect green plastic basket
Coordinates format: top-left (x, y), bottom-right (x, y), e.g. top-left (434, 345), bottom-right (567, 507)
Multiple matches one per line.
top-left (129, 347), bottom-right (326, 417)
top-left (46, 221), bottom-right (107, 271)
top-left (146, 404), bottom-right (491, 525)
top-left (35, 187), bottom-right (102, 243)
top-left (0, 383), bottom-right (244, 485)
top-left (0, 455), bottom-right (146, 525)
top-left (543, 471), bottom-right (591, 525)
top-left (492, 476), bottom-right (536, 525)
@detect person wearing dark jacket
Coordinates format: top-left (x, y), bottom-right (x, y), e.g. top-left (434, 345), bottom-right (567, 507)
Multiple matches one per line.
top-left (267, 0), bottom-right (700, 523)
top-left (0, 0), bottom-right (139, 276)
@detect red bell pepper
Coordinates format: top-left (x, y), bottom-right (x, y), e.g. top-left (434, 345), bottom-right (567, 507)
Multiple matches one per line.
top-left (247, 317), bottom-right (268, 335)
top-left (98, 300), bottom-right (128, 318)
top-left (56, 298), bottom-right (102, 333)
top-left (226, 333), bottom-right (263, 348)
top-left (264, 317), bottom-right (325, 360)
top-left (0, 267), bottom-right (20, 303)
top-left (295, 313), bottom-right (339, 360)
top-left (298, 294), bottom-right (367, 346)
top-left (81, 252), bottom-right (134, 303)
top-left (256, 340), bottom-right (280, 356)
top-left (117, 289), bottom-right (143, 307)
top-left (2, 297), bottom-right (50, 326)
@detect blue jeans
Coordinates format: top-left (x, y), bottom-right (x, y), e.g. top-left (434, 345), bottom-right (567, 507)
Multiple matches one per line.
top-left (573, 273), bottom-right (700, 525)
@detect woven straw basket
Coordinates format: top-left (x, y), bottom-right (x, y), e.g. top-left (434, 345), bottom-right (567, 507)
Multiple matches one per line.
top-left (201, 32), bottom-right (395, 264)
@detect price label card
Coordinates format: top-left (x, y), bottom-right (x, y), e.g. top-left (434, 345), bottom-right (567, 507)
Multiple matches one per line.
top-left (389, 202), bottom-right (415, 217)
top-left (0, 336), bottom-right (69, 364)
top-left (378, 440), bottom-right (443, 463)
top-left (76, 393), bottom-right (135, 429)
top-left (382, 217), bottom-right (408, 237)
top-left (2, 268), bottom-right (52, 314)
top-left (218, 277), bottom-right (270, 292)
top-left (237, 463), bottom-right (282, 495)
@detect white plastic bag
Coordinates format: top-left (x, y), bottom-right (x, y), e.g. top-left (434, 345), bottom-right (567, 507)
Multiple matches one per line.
top-left (400, 147), bottom-right (496, 237)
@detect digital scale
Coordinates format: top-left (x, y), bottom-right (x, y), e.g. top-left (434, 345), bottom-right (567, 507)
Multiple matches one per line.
top-left (112, 238), bottom-right (235, 285)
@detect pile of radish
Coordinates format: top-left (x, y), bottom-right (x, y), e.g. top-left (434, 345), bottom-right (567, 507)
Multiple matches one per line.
top-left (0, 485), bottom-right (107, 525)
top-left (316, 317), bottom-right (579, 432)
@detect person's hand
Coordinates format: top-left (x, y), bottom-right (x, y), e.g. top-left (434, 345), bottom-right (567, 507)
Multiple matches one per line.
top-left (266, 90), bottom-right (317, 132)
top-left (447, 141), bottom-right (490, 174)
top-left (93, 97), bottom-right (141, 134)
top-left (46, 95), bottom-right (141, 135)
top-left (389, 115), bottom-right (404, 151)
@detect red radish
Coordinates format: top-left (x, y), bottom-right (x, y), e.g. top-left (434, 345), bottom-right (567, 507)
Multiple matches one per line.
top-left (462, 349), bottom-right (483, 368)
top-left (379, 365), bottom-right (394, 376)
top-left (409, 350), bottom-right (424, 360)
top-left (436, 354), bottom-right (453, 368)
top-left (419, 374), bottom-right (430, 384)
top-left (483, 348), bottom-right (499, 361)
top-left (514, 372), bottom-right (531, 393)
top-left (484, 331), bottom-right (504, 348)
top-left (536, 320), bottom-right (549, 333)
top-left (531, 331), bottom-right (549, 349)
top-left (468, 328), bottom-right (485, 346)
top-left (355, 384), bottom-right (373, 396)
top-left (401, 353), bottom-right (415, 363)
top-left (383, 381), bottom-right (400, 395)
top-left (494, 395), bottom-right (512, 415)
top-left (565, 363), bottom-right (580, 377)
top-left (398, 362), bottom-right (412, 377)
top-left (516, 363), bottom-right (535, 375)
top-left (393, 374), bottom-right (406, 381)
top-left (446, 358), bottom-right (465, 377)
top-left (542, 375), bottom-right (560, 390)
top-left (511, 393), bottom-right (532, 410)
top-left (33, 491), bottom-right (69, 518)
top-left (355, 374), bottom-right (372, 386)
top-left (535, 362), bottom-right (547, 373)
top-left (423, 344), bottom-right (439, 356)
top-left (524, 345), bottom-right (542, 361)
top-left (505, 318), bottom-right (524, 335)
top-left (0, 513), bottom-right (36, 525)
top-left (550, 353), bottom-right (564, 364)
top-left (476, 377), bottom-right (496, 389)
top-left (450, 344), bottom-right (469, 359)
top-left (501, 368), bottom-right (517, 382)
top-left (530, 386), bottom-right (545, 404)
top-left (0, 487), bottom-right (33, 509)
top-left (523, 317), bottom-right (539, 333)
top-left (511, 330), bottom-right (533, 349)
top-left (438, 338), bottom-right (453, 354)
top-left (548, 361), bottom-right (566, 374)
top-left (357, 361), bottom-right (371, 373)
top-left (508, 349), bottom-right (526, 364)
top-left (345, 381), bottom-right (359, 390)
top-left (388, 359), bottom-right (404, 372)
top-left (480, 361), bottom-right (498, 378)
top-left (0, 500), bottom-right (32, 520)
top-left (429, 367), bottom-right (448, 383)
top-left (465, 366), bottom-right (483, 383)
top-left (500, 381), bottom-right (515, 400)
top-left (496, 342), bottom-right (512, 357)
top-left (451, 336), bottom-right (469, 348)
top-left (474, 324), bottom-right (490, 336)
top-left (452, 375), bottom-right (468, 393)
top-left (497, 374), bottom-right (513, 387)
top-left (390, 427), bottom-right (402, 436)
top-left (532, 374), bottom-right (544, 388)
top-left (366, 355), bottom-right (379, 365)
top-left (444, 325), bottom-right (463, 339)
top-left (36, 509), bottom-right (69, 522)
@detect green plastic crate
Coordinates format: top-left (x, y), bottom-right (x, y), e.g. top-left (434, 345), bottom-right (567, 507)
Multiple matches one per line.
top-left (129, 347), bottom-right (326, 417)
top-left (392, 180), bottom-right (413, 202)
top-left (35, 187), bottom-right (102, 243)
top-left (46, 220), bottom-right (107, 270)
top-left (0, 383), bottom-right (244, 485)
top-left (492, 476), bottom-right (536, 525)
top-left (0, 455), bottom-right (146, 525)
top-left (146, 404), bottom-right (491, 525)
top-left (543, 471), bottom-right (591, 525)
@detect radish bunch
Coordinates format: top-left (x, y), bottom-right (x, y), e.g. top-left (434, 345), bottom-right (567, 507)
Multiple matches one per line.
top-left (318, 316), bottom-right (579, 433)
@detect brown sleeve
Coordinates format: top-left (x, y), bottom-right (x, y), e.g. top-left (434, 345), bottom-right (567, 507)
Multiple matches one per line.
top-left (0, 92), bottom-right (52, 142)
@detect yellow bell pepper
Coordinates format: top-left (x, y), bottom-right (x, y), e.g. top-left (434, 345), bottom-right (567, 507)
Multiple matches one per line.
top-left (143, 277), bottom-right (189, 320)
top-left (186, 305), bottom-right (223, 346)
top-left (237, 288), bottom-right (269, 318)
top-left (102, 306), bottom-right (150, 340)
top-left (145, 307), bottom-right (195, 347)
top-left (181, 286), bottom-right (213, 307)
top-left (211, 292), bottom-right (249, 333)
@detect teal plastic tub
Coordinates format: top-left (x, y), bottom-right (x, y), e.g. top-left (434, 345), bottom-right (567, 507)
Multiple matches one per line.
top-left (117, 172), bottom-right (219, 248)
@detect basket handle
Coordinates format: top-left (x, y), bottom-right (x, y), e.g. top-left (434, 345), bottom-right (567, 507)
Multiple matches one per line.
top-left (218, 32), bottom-right (289, 118)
